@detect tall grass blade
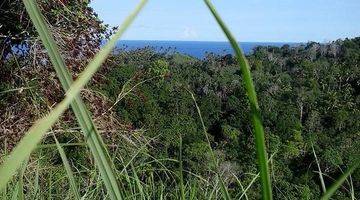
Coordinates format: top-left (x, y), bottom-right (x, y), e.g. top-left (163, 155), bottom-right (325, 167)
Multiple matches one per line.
top-left (232, 174), bottom-right (249, 200)
top-left (349, 174), bottom-right (355, 200)
top-left (130, 163), bottom-right (145, 200)
top-left (179, 135), bottom-right (186, 200)
top-left (203, 0), bottom-right (272, 199)
top-left (17, 160), bottom-right (27, 200)
top-left (0, 1), bottom-right (147, 198)
top-left (311, 144), bottom-right (326, 193)
top-left (0, 95), bottom-right (73, 190)
top-left (10, 184), bottom-right (19, 200)
top-left (53, 135), bottom-right (81, 200)
top-left (25, 0), bottom-right (147, 198)
top-left (10, 160), bottom-right (27, 200)
top-left (188, 89), bottom-right (231, 200)
top-left (238, 153), bottom-right (275, 199)
top-left (320, 162), bottom-right (359, 200)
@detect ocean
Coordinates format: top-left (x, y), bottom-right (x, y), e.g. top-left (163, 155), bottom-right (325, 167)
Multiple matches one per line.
top-left (116, 40), bottom-right (298, 59)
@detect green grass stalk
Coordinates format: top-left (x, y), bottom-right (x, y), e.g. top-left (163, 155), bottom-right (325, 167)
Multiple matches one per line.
top-left (321, 162), bottom-right (359, 200)
top-left (0, 2), bottom-right (147, 199)
top-left (53, 135), bottom-right (81, 200)
top-left (22, 0), bottom-right (148, 199)
top-left (312, 144), bottom-right (326, 193)
top-left (179, 135), bottom-right (186, 200)
top-left (188, 89), bottom-right (231, 200)
top-left (203, 0), bottom-right (272, 199)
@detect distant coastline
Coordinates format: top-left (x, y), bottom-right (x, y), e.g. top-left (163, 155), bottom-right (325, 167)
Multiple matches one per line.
top-left (115, 40), bottom-right (301, 59)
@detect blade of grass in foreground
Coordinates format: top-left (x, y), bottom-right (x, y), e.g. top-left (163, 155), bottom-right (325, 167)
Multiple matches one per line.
top-left (179, 135), bottom-right (186, 200)
top-left (188, 89), bottom-right (231, 200)
top-left (10, 159), bottom-right (27, 200)
top-left (25, 0), bottom-right (148, 198)
top-left (320, 162), bottom-right (359, 200)
top-left (312, 144), bottom-right (326, 193)
top-left (0, 1), bottom-right (147, 199)
top-left (53, 135), bottom-right (81, 200)
top-left (203, 0), bottom-right (272, 199)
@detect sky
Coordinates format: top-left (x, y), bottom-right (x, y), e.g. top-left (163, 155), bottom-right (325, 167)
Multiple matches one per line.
top-left (91, 0), bottom-right (360, 42)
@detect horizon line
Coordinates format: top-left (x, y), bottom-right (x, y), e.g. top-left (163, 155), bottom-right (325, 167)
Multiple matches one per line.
top-left (116, 38), bottom-right (357, 44)
top-left (118, 39), bottom-right (305, 44)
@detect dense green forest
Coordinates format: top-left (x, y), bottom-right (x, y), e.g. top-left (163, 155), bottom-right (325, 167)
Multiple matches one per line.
top-left (0, 0), bottom-right (359, 199)
top-left (96, 39), bottom-right (360, 199)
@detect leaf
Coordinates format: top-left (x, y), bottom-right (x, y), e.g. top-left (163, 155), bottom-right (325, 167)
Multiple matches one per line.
top-left (321, 162), bottom-right (359, 200)
top-left (0, 2), bottom-right (148, 200)
top-left (203, 0), bottom-right (272, 199)
top-left (54, 135), bottom-right (81, 200)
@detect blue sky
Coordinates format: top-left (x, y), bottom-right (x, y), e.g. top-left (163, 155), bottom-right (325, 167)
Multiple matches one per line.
top-left (91, 0), bottom-right (360, 42)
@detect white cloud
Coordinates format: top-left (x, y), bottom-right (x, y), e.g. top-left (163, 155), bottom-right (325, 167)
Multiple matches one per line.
top-left (181, 26), bottom-right (199, 40)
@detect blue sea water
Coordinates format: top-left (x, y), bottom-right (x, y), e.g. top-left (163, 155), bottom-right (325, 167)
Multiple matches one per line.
top-left (116, 40), bottom-right (298, 59)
